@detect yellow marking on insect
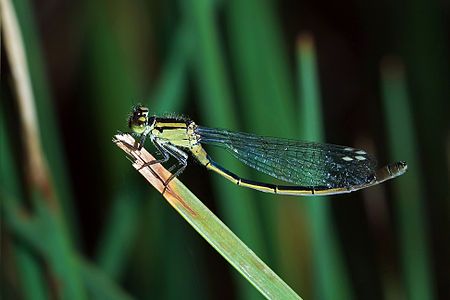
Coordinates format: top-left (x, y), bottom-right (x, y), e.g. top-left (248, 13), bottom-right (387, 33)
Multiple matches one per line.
top-left (206, 163), bottom-right (237, 183)
top-left (239, 181), bottom-right (274, 193)
top-left (313, 187), bottom-right (348, 195)
top-left (276, 186), bottom-right (314, 195)
top-left (155, 122), bottom-right (187, 128)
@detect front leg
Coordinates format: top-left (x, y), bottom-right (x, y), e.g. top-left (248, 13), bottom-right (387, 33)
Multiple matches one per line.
top-left (135, 131), bottom-right (149, 150)
top-left (159, 144), bottom-right (189, 194)
top-left (137, 139), bottom-right (170, 170)
top-left (116, 131), bottom-right (149, 152)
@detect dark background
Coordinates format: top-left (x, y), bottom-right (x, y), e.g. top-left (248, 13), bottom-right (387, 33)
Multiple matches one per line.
top-left (2, 0), bottom-right (449, 299)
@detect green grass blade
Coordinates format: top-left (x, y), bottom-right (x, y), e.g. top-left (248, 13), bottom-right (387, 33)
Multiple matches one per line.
top-left (83, 0), bottom-right (141, 177)
top-left (94, 20), bottom-right (193, 289)
top-left (2, 195), bottom-right (133, 300)
top-left (380, 58), bottom-right (434, 300)
top-left (79, 258), bottom-right (133, 300)
top-left (96, 181), bottom-right (142, 278)
top-left (0, 97), bottom-right (48, 300)
top-left (2, 0), bottom-right (86, 297)
top-left (114, 134), bottom-right (302, 300)
top-left (86, 2), bottom-right (200, 296)
top-left (297, 34), bottom-right (353, 300)
top-left (145, 23), bottom-right (197, 298)
top-left (83, 0), bottom-right (151, 288)
top-left (11, 0), bottom-right (79, 240)
top-left (226, 0), bottom-right (296, 134)
top-left (182, 1), bottom-right (268, 298)
top-left (392, 1), bottom-right (450, 292)
top-left (183, 0), bottom-right (264, 247)
top-left (34, 199), bottom-right (87, 300)
top-left (11, 249), bottom-right (48, 300)
top-left (150, 24), bottom-right (193, 114)
top-left (225, 1), bottom-right (302, 294)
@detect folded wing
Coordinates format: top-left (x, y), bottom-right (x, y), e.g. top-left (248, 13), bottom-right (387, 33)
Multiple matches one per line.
top-left (196, 126), bottom-right (377, 189)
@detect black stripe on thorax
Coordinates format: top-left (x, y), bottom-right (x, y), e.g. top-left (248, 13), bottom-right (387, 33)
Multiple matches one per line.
top-left (154, 118), bottom-right (191, 131)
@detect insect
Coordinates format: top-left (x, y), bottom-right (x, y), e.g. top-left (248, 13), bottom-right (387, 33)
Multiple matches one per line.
top-left (127, 105), bottom-right (407, 196)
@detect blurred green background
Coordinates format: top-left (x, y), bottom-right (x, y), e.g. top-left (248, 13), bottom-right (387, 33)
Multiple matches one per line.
top-left (1, 0), bottom-right (449, 299)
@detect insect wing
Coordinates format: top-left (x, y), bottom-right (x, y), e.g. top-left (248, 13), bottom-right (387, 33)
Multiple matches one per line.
top-left (196, 127), bottom-right (377, 189)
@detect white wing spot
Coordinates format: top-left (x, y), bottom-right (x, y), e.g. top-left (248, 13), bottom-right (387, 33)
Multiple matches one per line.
top-left (355, 150), bottom-right (366, 155)
top-left (344, 147), bottom-right (353, 151)
top-left (355, 155), bottom-right (366, 161)
top-left (342, 156), bottom-right (353, 161)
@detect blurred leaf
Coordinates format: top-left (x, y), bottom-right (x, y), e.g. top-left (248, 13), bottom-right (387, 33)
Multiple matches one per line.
top-left (1, 95), bottom-right (48, 300)
top-left (151, 24), bottom-right (193, 114)
top-left (297, 33), bottom-right (353, 300)
top-left (381, 58), bottom-right (434, 300)
top-left (11, 0), bottom-right (79, 243)
top-left (182, 0), bottom-right (267, 298)
top-left (3, 0), bottom-right (86, 297)
top-left (225, 1), bottom-right (302, 296)
top-left (2, 195), bottom-right (132, 300)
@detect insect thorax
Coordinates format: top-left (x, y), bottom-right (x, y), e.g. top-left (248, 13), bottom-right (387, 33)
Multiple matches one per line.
top-left (151, 119), bottom-right (200, 149)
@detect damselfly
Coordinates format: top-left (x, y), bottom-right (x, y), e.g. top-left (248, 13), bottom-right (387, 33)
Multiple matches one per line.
top-left (127, 105), bottom-right (407, 196)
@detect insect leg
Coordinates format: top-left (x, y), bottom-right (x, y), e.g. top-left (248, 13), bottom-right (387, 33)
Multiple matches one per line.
top-left (137, 138), bottom-right (171, 170)
top-left (131, 131), bottom-right (148, 150)
top-left (158, 143), bottom-right (188, 193)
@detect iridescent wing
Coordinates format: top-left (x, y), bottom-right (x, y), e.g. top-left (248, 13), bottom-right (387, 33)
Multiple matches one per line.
top-left (196, 127), bottom-right (377, 189)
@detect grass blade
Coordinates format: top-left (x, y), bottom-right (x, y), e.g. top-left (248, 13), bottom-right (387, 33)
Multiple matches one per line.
top-left (2, 0), bottom-right (86, 297)
top-left (380, 58), bottom-right (434, 300)
top-left (1, 96), bottom-right (48, 300)
top-left (183, 1), bottom-right (267, 298)
top-left (95, 22), bottom-right (193, 286)
top-left (2, 196), bottom-right (133, 300)
top-left (225, 3), bottom-right (300, 289)
top-left (113, 133), bottom-right (302, 300)
top-left (9, 0), bottom-right (79, 239)
top-left (150, 24), bottom-right (193, 114)
top-left (297, 34), bottom-right (353, 300)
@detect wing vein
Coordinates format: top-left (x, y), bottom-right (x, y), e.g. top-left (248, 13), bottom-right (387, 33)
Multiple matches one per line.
top-left (196, 126), bottom-right (377, 188)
